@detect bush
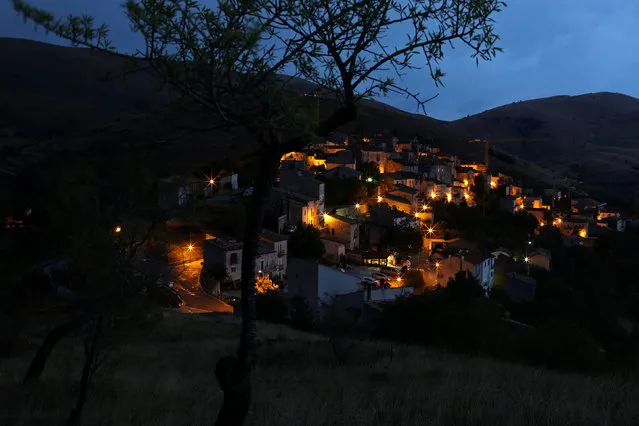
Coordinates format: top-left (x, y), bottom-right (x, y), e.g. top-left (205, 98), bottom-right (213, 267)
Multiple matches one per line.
top-left (525, 322), bottom-right (605, 371)
top-left (289, 296), bottom-right (314, 331)
top-left (255, 291), bottom-right (289, 324)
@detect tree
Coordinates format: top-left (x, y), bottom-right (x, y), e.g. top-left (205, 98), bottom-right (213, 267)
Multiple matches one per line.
top-left (14, 0), bottom-right (505, 423)
top-left (289, 223), bottom-right (326, 260)
top-left (445, 271), bottom-right (485, 302)
top-left (255, 274), bottom-right (279, 294)
top-left (385, 224), bottom-right (423, 254)
top-left (202, 263), bottom-right (227, 294)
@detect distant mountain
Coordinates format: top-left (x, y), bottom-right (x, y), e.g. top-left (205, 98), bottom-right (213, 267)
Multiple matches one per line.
top-left (3, 37), bottom-right (638, 207)
top-left (0, 37), bottom-right (467, 163)
top-left (450, 93), bottom-right (639, 206)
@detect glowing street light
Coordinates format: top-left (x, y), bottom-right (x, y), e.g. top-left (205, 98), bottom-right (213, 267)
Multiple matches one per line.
top-left (422, 204), bottom-right (428, 210)
top-left (524, 256), bottom-right (529, 263)
top-left (114, 226), bottom-right (122, 233)
top-left (377, 196), bottom-right (383, 203)
top-left (323, 213), bottom-right (329, 221)
top-left (355, 203), bottom-right (361, 209)
top-left (430, 191), bottom-right (436, 199)
top-left (427, 227), bottom-right (434, 235)
top-left (366, 177), bottom-right (373, 183)
top-left (187, 244), bottom-right (194, 251)
top-left (446, 193), bottom-right (452, 203)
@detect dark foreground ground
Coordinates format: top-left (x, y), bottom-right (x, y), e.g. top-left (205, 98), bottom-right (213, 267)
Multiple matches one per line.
top-left (2, 311), bottom-right (639, 425)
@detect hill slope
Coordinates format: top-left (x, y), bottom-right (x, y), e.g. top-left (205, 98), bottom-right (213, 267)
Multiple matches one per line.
top-left (6, 37), bottom-right (638, 204)
top-left (450, 93), bottom-right (639, 204)
top-left (3, 311), bottom-right (639, 425)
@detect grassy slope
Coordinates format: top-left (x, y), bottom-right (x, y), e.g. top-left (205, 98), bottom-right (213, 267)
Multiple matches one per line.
top-left (3, 311), bottom-right (639, 425)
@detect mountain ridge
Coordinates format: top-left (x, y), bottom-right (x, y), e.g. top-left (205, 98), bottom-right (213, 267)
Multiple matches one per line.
top-left (2, 37), bottom-right (638, 206)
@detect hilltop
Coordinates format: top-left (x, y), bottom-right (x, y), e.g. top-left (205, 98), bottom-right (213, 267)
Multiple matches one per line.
top-left (4, 37), bottom-right (639, 205)
top-left (0, 37), bottom-right (472, 169)
top-left (450, 93), bottom-right (639, 205)
top-left (3, 311), bottom-right (639, 425)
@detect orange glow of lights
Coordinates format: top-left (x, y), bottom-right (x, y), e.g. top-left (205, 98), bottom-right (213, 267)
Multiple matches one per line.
top-left (377, 196), bottom-right (383, 203)
top-left (430, 191), bottom-right (436, 199)
top-left (114, 226), bottom-right (122, 233)
top-left (446, 193), bottom-right (452, 203)
top-left (187, 244), bottom-right (194, 251)
top-left (355, 203), bottom-right (361, 209)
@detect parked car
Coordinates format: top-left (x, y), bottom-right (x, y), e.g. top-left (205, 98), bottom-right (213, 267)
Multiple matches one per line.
top-left (372, 272), bottom-right (391, 281)
top-left (380, 266), bottom-right (401, 277)
top-left (148, 284), bottom-right (185, 308)
top-left (360, 276), bottom-right (378, 287)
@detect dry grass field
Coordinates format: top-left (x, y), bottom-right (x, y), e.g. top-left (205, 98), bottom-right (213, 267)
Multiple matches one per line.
top-left (2, 311), bottom-right (639, 426)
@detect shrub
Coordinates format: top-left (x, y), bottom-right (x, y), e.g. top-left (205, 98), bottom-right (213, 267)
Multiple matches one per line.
top-left (255, 291), bottom-right (289, 324)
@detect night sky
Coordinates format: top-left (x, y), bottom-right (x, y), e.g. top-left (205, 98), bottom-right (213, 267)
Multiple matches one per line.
top-left (2, 0), bottom-right (638, 121)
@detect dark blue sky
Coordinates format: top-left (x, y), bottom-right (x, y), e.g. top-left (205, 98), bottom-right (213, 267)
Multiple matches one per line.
top-left (3, 0), bottom-right (639, 121)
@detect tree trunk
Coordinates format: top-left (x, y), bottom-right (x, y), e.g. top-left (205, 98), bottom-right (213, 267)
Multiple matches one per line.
top-left (215, 135), bottom-right (280, 426)
top-left (23, 314), bottom-right (87, 383)
top-left (67, 316), bottom-right (102, 426)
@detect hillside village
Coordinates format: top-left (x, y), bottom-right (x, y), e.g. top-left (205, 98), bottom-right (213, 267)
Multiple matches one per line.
top-left (148, 130), bottom-right (633, 321)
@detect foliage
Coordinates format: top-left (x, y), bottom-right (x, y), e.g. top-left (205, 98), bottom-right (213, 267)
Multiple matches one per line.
top-left (289, 223), bottom-right (325, 260)
top-left (384, 224), bottom-right (423, 254)
top-left (255, 290), bottom-right (288, 323)
top-left (377, 291), bottom-right (606, 372)
top-left (255, 274), bottom-right (279, 294)
top-left (434, 202), bottom-right (537, 251)
top-left (201, 263), bottom-right (227, 293)
top-left (319, 178), bottom-right (364, 206)
top-left (403, 269), bottom-right (426, 293)
top-left (444, 271), bottom-right (485, 302)
top-left (289, 296), bottom-right (314, 331)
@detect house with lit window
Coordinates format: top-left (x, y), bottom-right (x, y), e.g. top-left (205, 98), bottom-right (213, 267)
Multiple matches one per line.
top-left (323, 213), bottom-right (360, 250)
top-left (203, 235), bottom-right (243, 282)
top-left (273, 168), bottom-right (326, 228)
top-left (204, 231), bottom-right (288, 283)
top-left (436, 252), bottom-right (495, 296)
top-left (388, 184), bottom-right (419, 210)
top-left (257, 230), bottom-right (288, 280)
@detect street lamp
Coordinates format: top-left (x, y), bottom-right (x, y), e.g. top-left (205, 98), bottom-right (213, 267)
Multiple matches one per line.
top-left (366, 177), bottom-right (373, 183)
top-left (377, 196), bottom-right (383, 203)
top-left (355, 203), bottom-right (360, 209)
top-left (114, 225), bottom-right (122, 233)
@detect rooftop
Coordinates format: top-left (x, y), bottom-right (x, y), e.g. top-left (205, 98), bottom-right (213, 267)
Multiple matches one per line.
top-left (384, 194), bottom-right (412, 205)
top-left (260, 229), bottom-right (288, 243)
top-left (391, 184), bottom-right (418, 195)
top-left (330, 214), bottom-right (359, 225)
top-left (205, 236), bottom-right (242, 251)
